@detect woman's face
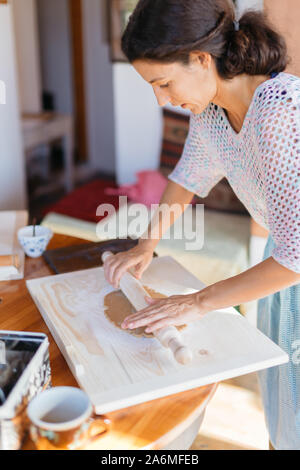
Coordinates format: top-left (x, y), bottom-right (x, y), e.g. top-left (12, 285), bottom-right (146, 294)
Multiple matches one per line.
top-left (133, 52), bottom-right (218, 114)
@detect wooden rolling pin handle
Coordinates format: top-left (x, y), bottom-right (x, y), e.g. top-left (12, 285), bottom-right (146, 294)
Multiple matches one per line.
top-left (155, 327), bottom-right (193, 365)
top-left (102, 251), bottom-right (193, 365)
top-left (170, 341), bottom-right (194, 365)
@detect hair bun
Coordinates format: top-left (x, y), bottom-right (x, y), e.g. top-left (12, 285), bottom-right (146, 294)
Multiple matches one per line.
top-left (219, 10), bottom-right (288, 79)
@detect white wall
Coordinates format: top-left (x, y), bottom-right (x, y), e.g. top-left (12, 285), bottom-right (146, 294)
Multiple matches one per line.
top-left (0, 4), bottom-right (27, 210)
top-left (36, 0), bottom-right (116, 174)
top-left (82, 0), bottom-right (116, 174)
top-left (11, 0), bottom-right (41, 114)
top-left (113, 64), bottom-right (163, 185)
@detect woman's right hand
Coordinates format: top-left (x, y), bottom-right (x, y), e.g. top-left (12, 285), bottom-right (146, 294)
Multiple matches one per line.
top-left (103, 242), bottom-right (155, 289)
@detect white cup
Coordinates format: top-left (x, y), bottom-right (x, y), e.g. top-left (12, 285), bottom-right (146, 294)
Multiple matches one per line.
top-left (18, 225), bottom-right (53, 258)
top-left (27, 387), bottom-right (110, 450)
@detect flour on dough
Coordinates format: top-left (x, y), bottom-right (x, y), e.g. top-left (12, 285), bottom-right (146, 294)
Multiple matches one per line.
top-left (103, 286), bottom-right (186, 338)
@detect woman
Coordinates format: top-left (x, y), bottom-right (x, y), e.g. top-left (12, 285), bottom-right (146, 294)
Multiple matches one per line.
top-left (103, 0), bottom-right (300, 449)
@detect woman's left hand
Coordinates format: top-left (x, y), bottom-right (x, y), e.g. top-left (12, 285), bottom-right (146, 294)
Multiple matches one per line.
top-left (121, 293), bottom-right (207, 333)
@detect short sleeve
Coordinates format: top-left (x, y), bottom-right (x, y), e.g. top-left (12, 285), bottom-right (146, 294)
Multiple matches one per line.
top-left (168, 112), bottom-right (224, 197)
top-left (256, 85), bottom-right (300, 273)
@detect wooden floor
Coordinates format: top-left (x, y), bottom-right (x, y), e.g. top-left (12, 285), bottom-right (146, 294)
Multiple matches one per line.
top-left (191, 373), bottom-right (269, 450)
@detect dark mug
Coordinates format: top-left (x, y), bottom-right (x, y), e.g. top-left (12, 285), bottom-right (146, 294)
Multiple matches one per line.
top-left (27, 387), bottom-right (110, 450)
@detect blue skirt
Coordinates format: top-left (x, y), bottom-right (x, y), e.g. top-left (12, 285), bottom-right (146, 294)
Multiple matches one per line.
top-left (257, 236), bottom-right (300, 449)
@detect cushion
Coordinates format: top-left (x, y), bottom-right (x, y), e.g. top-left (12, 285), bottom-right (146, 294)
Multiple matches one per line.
top-left (43, 179), bottom-right (120, 223)
top-left (105, 170), bottom-right (168, 207)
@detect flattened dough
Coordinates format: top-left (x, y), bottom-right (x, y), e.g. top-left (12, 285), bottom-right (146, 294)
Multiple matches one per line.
top-left (104, 286), bottom-right (186, 338)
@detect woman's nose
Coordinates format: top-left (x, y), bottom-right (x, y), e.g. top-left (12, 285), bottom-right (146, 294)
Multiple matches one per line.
top-left (153, 86), bottom-right (170, 107)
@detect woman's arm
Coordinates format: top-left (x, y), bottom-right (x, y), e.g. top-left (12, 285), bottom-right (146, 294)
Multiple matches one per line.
top-left (138, 179), bottom-right (195, 250)
top-left (199, 256), bottom-right (300, 312)
top-left (121, 257), bottom-right (300, 333)
top-left (104, 180), bottom-right (195, 287)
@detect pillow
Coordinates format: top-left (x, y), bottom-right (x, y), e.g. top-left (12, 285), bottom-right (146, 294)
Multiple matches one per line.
top-left (105, 170), bottom-right (168, 207)
top-left (43, 179), bottom-right (120, 223)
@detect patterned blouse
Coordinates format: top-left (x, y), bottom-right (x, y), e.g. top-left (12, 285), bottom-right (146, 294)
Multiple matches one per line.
top-left (169, 72), bottom-right (300, 273)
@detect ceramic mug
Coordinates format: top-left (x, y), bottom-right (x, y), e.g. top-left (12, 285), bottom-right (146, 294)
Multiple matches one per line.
top-left (18, 225), bottom-right (53, 258)
top-left (27, 387), bottom-right (110, 450)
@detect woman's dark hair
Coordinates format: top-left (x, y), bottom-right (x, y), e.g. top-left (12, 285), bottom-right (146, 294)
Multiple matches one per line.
top-left (121, 0), bottom-right (289, 79)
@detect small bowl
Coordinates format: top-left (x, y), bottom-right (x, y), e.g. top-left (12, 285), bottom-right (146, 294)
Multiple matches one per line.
top-left (18, 225), bottom-right (53, 258)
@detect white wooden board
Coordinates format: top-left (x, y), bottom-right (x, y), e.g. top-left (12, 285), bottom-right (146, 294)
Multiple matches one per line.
top-left (0, 211), bottom-right (28, 280)
top-left (26, 256), bottom-right (288, 414)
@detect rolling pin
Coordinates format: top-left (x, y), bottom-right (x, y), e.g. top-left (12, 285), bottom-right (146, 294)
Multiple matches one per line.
top-left (102, 251), bottom-right (193, 365)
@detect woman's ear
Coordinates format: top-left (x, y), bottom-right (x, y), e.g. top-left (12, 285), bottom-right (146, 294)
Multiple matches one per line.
top-left (190, 51), bottom-right (212, 69)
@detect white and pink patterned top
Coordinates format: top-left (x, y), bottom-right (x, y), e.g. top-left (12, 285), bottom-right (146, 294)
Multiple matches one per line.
top-left (169, 72), bottom-right (300, 273)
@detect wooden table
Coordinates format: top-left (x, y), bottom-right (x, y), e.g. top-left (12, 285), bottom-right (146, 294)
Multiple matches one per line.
top-left (0, 234), bottom-right (216, 450)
